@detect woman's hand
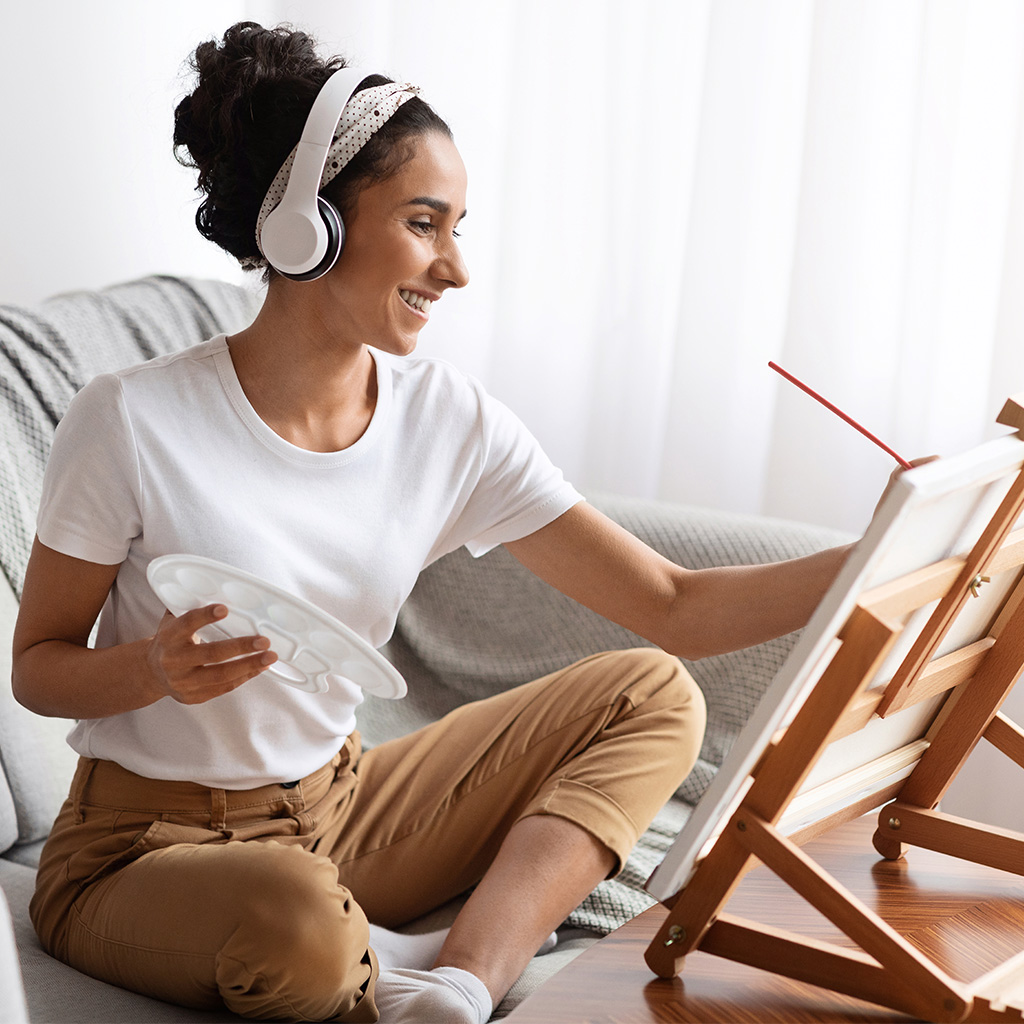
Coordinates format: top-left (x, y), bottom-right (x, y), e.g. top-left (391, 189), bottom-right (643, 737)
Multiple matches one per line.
top-left (146, 604), bottom-right (277, 705)
top-left (870, 456), bottom-right (940, 525)
top-left (12, 539), bottom-right (278, 719)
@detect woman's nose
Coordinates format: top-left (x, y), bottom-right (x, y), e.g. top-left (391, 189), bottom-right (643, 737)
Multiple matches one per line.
top-left (434, 239), bottom-right (469, 289)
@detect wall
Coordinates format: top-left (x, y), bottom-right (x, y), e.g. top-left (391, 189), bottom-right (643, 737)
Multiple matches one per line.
top-left (0, 1), bottom-right (251, 305)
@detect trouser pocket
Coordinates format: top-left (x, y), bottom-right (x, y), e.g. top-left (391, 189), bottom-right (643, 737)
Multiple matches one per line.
top-left (66, 818), bottom-right (227, 888)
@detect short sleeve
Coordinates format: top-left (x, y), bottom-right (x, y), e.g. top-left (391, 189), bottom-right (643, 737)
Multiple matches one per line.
top-left (455, 382), bottom-right (584, 557)
top-left (36, 373), bottom-right (143, 565)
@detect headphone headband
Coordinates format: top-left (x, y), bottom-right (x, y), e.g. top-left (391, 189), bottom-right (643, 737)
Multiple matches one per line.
top-left (258, 68), bottom-right (368, 278)
top-left (254, 69), bottom-right (422, 280)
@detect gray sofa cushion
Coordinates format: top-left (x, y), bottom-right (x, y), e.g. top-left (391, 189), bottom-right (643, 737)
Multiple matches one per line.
top-left (0, 886), bottom-right (28, 1024)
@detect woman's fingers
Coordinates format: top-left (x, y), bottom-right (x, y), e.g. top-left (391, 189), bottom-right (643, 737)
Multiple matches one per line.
top-left (161, 604), bottom-right (272, 661)
top-left (149, 604), bottom-right (278, 703)
top-left (166, 602), bottom-right (229, 641)
top-left (173, 651), bottom-right (279, 703)
top-left (181, 630), bottom-right (273, 666)
top-left (871, 454), bottom-right (941, 523)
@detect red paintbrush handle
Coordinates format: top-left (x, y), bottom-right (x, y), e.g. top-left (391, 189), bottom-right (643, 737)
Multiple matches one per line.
top-left (769, 361), bottom-right (913, 470)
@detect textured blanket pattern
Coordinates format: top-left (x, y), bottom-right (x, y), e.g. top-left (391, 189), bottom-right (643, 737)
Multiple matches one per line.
top-left (0, 276), bottom-right (260, 596)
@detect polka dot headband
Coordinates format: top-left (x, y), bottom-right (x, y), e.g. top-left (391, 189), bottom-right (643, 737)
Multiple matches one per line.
top-left (246, 80), bottom-right (421, 268)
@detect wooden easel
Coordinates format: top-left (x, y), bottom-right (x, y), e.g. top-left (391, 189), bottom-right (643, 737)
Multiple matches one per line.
top-left (645, 397), bottom-right (1024, 1023)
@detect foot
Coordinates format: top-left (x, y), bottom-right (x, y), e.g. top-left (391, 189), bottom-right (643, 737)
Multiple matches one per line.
top-left (373, 966), bottom-right (492, 1024)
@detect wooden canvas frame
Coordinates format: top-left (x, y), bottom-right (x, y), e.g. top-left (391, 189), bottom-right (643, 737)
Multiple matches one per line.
top-left (644, 395), bottom-right (1024, 1023)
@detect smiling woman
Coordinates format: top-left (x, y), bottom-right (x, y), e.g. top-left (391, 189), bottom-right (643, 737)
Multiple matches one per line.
top-left (12, 18), bottom-right (856, 1024)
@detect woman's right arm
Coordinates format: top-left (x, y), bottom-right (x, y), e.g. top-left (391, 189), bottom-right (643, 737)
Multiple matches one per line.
top-left (12, 538), bottom-right (276, 719)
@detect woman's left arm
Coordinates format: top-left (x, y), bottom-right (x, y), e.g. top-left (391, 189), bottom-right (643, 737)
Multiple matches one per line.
top-left (503, 502), bottom-right (854, 661)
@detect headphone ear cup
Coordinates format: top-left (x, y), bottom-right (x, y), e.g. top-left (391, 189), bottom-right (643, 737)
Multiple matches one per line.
top-left (278, 197), bottom-right (345, 282)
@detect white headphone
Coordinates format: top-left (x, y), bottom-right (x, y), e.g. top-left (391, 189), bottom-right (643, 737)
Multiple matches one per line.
top-left (258, 67), bottom-right (370, 281)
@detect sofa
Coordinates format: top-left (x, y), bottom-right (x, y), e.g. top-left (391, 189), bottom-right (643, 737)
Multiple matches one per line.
top-left (0, 275), bottom-right (850, 1022)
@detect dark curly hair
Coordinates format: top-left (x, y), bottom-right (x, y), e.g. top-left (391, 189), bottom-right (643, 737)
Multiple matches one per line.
top-left (172, 22), bottom-right (452, 274)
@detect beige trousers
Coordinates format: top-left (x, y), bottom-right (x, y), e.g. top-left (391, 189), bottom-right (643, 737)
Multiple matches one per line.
top-left (30, 649), bottom-right (706, 1022)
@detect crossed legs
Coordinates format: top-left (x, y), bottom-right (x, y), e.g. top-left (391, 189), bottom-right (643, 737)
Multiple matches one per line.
top-left (31, 649), bottom-right (705, 1021)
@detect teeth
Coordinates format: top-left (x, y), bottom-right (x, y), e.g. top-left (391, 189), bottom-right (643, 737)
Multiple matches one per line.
top-left (400, 289), bottom-right (432, 313)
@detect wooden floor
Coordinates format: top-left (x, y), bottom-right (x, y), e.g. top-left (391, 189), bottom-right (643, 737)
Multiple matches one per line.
top-left (506, 816), bottom-right (1024, 1022)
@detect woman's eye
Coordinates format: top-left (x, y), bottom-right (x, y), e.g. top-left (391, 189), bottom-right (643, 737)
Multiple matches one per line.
top-left (408, 219), bottom-right (460, 240)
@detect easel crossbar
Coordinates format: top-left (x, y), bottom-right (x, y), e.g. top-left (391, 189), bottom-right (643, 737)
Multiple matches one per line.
top-left (702, 913), bottom-right (942, 1021)
top-left (986, 713), bottom-right (1024, 770)
top-left (859, 527), bottom-right (1024, 622)
top-left (735, 812), bottom-right (970, 1020)
top-left (879, 804), bottom-right (1024, 877)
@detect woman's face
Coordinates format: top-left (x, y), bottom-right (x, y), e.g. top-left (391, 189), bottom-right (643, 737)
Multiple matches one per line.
top-left (327, 131), bottom-right (469, 357)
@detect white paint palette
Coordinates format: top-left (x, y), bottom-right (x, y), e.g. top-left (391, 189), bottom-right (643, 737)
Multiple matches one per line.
top-left (146, 554), bottom-right (406, 699)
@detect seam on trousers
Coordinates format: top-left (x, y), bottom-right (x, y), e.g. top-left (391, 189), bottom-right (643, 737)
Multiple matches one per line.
top-left (68, 900), bottom-right (219, 960)
top-left (447, 688), bottom-right (644, 803)
top-left (536, 777), bottom-right (641, 838)
top-left (337, 707), bottom-right (642, 866)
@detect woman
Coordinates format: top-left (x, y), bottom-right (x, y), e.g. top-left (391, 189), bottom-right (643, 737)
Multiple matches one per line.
top-left (12, 22), bottom-right (855, 1024)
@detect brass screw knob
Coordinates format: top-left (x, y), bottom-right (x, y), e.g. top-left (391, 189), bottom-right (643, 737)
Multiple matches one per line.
top-left (970, 574), bottom-right (991, 597)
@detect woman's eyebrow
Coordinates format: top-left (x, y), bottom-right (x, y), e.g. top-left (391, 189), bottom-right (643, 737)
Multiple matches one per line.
top-left (404, 196), bottom-right (468, 220)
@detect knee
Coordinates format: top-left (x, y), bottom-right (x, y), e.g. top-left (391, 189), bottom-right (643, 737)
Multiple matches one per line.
top-left (240, 843), bottom-right (367, 960)
top-left (611, 647), bottom-right (707, 729)
top-left (661, 652), bottom-right (707, 733)
top-left (611, 648), bottom-right (708, 776)
top-left (220, 843), bottom-right (371, 1020)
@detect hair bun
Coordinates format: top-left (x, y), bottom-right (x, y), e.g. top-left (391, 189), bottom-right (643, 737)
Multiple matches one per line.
top-left (173, 22), bottom-right (339, 265)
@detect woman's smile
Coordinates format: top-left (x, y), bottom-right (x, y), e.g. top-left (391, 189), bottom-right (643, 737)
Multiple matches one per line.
top-left (398, 288), bottom-right (435, 317)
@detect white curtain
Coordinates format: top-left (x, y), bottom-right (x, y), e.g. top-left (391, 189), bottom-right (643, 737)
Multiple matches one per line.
top-left (251, 0), bottom-right (1024, 534)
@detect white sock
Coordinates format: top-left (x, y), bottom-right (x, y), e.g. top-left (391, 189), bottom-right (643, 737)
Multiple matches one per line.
top-left (368, 923), bottom-right (451, 971)
top-left (369, 922), bottom-right (556, 969)
top-left (373, 966), bottom-right (492, 1024)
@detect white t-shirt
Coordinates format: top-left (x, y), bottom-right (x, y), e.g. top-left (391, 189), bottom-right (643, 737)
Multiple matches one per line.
top-left (37, 335), bottom-right (582, 788)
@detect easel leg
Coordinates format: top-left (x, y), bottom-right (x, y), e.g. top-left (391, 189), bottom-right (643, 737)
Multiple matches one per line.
top-left (645, 898), bottom-right (696, 978)
top-left (645, 829), bottom-right (756, 978)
